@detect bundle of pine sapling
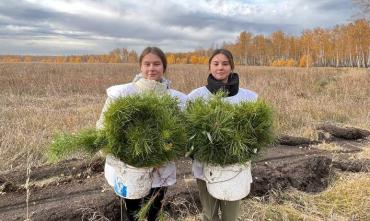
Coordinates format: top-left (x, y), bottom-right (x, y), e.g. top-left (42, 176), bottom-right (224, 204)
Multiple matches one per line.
top-left (185, 93), bottom-right (274, 166)
top-left (103, 93), bottom-right (186, 167)
top-left (48, 93), bottom-right (187, 168)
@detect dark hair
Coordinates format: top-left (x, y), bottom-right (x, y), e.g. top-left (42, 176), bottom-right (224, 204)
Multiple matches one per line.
top-left (139, 47), bottom-right (167, 72)
top-left (208, 49), bottom-right (234, 70)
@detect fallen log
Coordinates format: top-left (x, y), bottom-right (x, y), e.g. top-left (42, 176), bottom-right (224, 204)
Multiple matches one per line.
top-left (277, 135), bottom-right (319, 146)
top-left (317, 123), bottom-right (370, 140)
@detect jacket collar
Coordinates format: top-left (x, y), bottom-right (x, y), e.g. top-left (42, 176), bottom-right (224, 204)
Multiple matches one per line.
top-left (206, 73), bottom-right (239, 97)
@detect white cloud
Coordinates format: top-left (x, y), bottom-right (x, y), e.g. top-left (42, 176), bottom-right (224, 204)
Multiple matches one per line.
top-left (24, 0), bottom-right (120, 18)
top-left (0, 0), bottom-right (357, 55)
top-left (5, 25), bottom-right (37, 32)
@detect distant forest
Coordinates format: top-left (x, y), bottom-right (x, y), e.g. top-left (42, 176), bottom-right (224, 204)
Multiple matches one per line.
top-left (1, 19), bottom-right (369, 68)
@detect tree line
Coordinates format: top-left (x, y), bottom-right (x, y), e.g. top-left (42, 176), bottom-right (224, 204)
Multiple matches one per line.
top-left (171, 19), bottom-right (369, 68)
top-left (0, 19), bottom-right (369, 68)
top-left (225, 19), bottom-right (369, 68)
top-left (0, 49), bottom-right (138, 64)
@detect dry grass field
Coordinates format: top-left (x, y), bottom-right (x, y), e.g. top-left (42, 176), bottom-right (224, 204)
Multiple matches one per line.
top-left (1, 63), bottom-right (369, 220)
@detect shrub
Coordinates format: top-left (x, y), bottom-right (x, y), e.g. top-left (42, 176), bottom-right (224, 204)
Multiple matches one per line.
top-left (271, 59), bottom-right (297, 67)
top-left (299, 55), bottom-right (313, 68)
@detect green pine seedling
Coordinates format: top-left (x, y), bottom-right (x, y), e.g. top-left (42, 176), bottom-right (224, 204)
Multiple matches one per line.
top-left (103, 92), bottom-right (187, 167)
top-left (48, 128), bottom-right (107, 162)
top-left (48, 93), bottom-right (187, 168)
top-left (185, 92), bottom-right (275, 166)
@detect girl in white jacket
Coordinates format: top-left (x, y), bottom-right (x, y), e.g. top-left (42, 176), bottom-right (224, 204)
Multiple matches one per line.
top-left (96, 47), bottom-right (186, 221)
top-left (188, 49), bottom-right (257, 221)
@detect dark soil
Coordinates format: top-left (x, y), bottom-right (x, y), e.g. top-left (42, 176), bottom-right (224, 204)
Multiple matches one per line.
top-left (0, 124), bottom-right (369, 221)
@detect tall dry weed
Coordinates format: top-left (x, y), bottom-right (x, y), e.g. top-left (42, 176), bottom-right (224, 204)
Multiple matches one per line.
top-left (238, 173), bottom-right (370, 221)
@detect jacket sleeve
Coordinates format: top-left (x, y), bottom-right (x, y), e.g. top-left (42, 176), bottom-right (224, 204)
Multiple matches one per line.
top-left (96, 96), bottom-right (114, 130)
top-left (178, 92), bottom-right (188, 112)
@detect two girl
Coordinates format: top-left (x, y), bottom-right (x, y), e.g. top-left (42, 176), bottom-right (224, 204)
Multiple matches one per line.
top-left (97, 47), bottom-right (257, 221)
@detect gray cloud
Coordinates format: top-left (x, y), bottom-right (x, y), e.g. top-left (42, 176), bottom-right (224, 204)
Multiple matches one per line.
top-left (0, 0), bottom-right (357, 55)
top-left (316, 0), bottom-right (354, 12)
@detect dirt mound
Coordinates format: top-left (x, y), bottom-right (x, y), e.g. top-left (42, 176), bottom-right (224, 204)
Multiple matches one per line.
top-left (0, 124), bottom-right (368, 221)
top-left (0, 148), bottom-right (338, 221)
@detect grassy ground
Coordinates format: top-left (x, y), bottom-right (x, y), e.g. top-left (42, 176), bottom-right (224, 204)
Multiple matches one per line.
top-left (0, 63), bottom-right (369, 220)
top-left (237, 172), bottom-right (370, 221)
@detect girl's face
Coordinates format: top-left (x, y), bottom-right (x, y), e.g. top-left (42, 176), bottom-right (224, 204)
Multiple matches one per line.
top-left (140, 53), bottom-right (164, 81)
top-left (210, 53), bottom-right (232, 83)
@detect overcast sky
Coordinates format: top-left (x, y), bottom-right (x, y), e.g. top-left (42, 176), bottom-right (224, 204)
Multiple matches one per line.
top-left (0, 0), bottom-right (360, 55)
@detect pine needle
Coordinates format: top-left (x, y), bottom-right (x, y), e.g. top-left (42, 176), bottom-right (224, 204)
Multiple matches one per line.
top-left (185, 92), bottom-right (275, 165)
top-left (48, 93), bottom-right (186, 167)
top-left (48, 128), bottom-right (107, 162)
top-left (136, 191), bottom-right (160, 221)
top-left (104, 92), bottom-right (187, 167)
